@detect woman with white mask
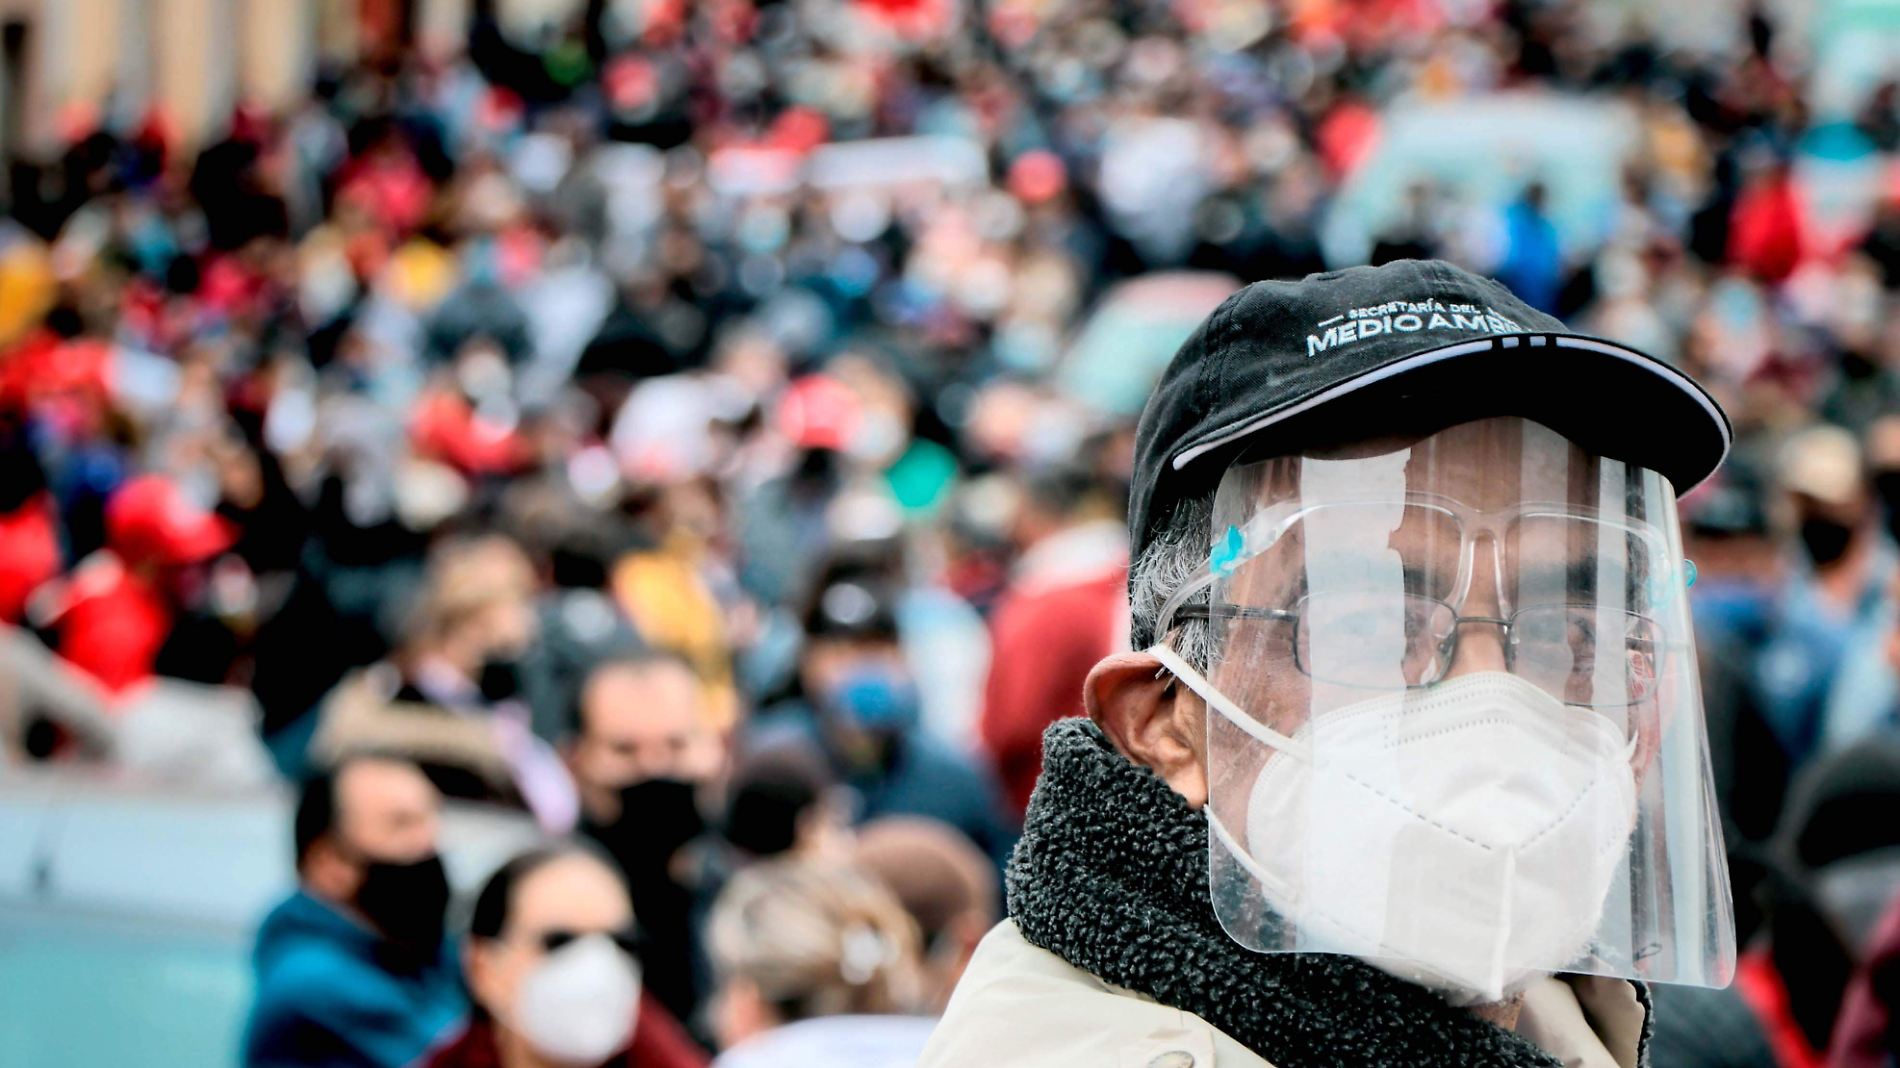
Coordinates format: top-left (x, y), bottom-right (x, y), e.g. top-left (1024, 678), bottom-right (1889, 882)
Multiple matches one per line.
top-left (426, 844), bottom-right (709, 1068)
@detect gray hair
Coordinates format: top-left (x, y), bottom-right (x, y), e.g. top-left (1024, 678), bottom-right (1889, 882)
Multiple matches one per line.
top-left (1127, 492), bottom-right (1215, 672)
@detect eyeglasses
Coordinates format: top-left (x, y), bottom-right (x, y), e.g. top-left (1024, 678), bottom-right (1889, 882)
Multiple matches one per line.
top-left (1175, 591), bottom-right (1667, 707)
top-left (1159, 496), bottom-right (1678, 634)
top-left (531, 926), bottom-right (645, 958)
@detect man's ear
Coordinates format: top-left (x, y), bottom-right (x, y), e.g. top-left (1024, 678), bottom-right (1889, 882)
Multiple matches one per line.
top-left (1084, 650), bottom-right (1207, 808)
top-left (303, 837), bottom-right (361, 904)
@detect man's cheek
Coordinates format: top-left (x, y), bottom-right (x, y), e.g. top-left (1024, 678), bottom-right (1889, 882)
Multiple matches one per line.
top-left (1211, 652), bottom-right (1310, 737)
top-left (1203, 674), bottom-right (1310, 844)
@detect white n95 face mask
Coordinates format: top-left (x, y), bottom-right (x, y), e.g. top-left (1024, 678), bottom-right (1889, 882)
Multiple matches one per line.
top-left (1157, 644), bottom-right (1639, 1005)
top-left (512, 935), bottom-right (642, 1064)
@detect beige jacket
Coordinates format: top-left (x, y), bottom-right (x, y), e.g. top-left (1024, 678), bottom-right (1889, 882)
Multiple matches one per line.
top-left (918, 921), bottom-right (1649, 1068)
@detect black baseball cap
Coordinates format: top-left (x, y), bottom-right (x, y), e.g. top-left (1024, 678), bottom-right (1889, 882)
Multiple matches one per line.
top-left (1129, 259), bottom-right (1731, 561)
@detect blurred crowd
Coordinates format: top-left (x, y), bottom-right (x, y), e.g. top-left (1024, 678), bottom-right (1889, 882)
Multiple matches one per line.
top-left (3, 0), bottom-right (1900, 1064)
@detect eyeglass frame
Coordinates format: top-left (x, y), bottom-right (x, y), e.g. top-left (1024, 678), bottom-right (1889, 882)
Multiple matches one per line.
top-left (1171, 593), bottom-right (1669, 707)
top-left (1157, 492), bottom-right (1679, 628)
top-left (1153, 492), bottom-right (1684, 706)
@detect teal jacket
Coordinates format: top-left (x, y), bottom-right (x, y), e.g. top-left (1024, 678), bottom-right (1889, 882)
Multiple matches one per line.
top-left (242, 890), bottom-right (465, 1068)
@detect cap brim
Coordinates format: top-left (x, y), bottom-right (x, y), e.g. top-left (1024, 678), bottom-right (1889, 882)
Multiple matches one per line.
top-left (1169, 333), bottom-right (1730, 496)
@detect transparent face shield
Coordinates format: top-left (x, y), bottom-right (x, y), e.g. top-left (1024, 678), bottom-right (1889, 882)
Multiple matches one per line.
top-left (1148, 417), bottom-right (1735, 1004)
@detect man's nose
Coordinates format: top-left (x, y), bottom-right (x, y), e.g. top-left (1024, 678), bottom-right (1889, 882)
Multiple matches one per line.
top-left (1443, 618), bottom-right (1509, 677)
top-left (1444, 533), bottom-right (1508, 678)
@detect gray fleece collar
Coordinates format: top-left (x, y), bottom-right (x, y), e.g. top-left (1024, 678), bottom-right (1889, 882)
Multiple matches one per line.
top-left (1006, 718), bottom-right (1651, 1068)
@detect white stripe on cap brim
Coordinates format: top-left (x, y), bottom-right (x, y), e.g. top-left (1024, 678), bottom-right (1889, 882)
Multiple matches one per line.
top-left (1169, 335), bottom-right (1733, 482)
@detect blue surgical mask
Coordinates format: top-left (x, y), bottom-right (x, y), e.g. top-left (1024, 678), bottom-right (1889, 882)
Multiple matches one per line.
top-left (823, 662), bottom-right (921, 733)
top-left (1691, 578), bottom-right (1775, 647)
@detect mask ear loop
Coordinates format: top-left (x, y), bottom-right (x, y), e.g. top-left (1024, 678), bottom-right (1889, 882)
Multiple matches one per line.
top-left (1148, 644), bottom-right (1312, 762)
top-left (1205, 796), bottom-right (1298, 900)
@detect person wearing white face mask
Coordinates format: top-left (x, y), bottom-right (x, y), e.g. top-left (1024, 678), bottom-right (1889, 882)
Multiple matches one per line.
top-left (425, 845), bottom-right (710, 1068)
top-left (921, 260), bottom-right (1741, 1068)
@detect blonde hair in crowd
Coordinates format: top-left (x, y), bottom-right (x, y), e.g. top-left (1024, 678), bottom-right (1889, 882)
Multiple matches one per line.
top-left (402, 534), bottom-right (536, 652)
top-left (707, 858), bottom-right (926, 1020)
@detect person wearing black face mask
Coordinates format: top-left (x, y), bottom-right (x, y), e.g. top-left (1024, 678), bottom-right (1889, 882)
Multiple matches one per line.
top-left (1866, 414), bottom-right (1900, 549)
top-left (243, 755), bottom-right (467, 1068)
top-left (1753, 426), bottom-right (1895, 769)
top-left (569, 653), bottom-right (725, 1028)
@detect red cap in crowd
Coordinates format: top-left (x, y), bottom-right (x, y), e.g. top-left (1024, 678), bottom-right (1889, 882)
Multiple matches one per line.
top-left (104, 475), bottom-right (237, 568)
top-left (776, 375), bottom-right (861, 453)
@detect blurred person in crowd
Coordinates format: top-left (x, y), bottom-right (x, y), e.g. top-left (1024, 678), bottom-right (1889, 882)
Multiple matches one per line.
top-left (245, 444), bottom-right (443, 760)
top-left (312, 534), bottom-right (579, 831)
top-left (1869, 416), bottom-right (1900, 554)
top-left (30, 473), bottom-right (236, 694)
top-left (1686, 464), bottom-right (1785, 655)
top-left (1756, 426), bottom-right (1892, 769)
top-left (753, 577), bottom-right (1013, 869)
top-left (1684, 464), bottom-right (1798, 855)
top-left (719, 742), bottom-right (852, 863)
top-left (852, 817), bottom-right (1001, 1014)
top-left (781, 537), bottom-right (990, 753)
top-left (570, 653), bottom-right (725, 1026)
top-left (1829, 888), bottom-right (1900, 1067)
top-left (1646, 981), bottom-right (1780, 1068)
top-left (1712, 735), bottom-right (1900, 1068)
top-left (925, 262), bottom-right (1735, 1065)
top-left (1369, 183), bottom-right (1445, 266)
top-left (1798, 749), bottom-right (1900, 931)
top-left (496, 475), bottom-right (646, 746)
top-left (734, 376), bottom-right (861, 611)
top-left (1685, 506), bottom-right (1798, 1009)
top-left (1729, 157), bottom-right (1810, 286)
top-left (706, 859), bottom-right (931, 1068)
top-left (244, 754), bottom-right (463, 1068)
top-left (1815, 418), bottom-right (1900, 752)
top-left (980, 462), bottom-right (1128, 818)
top-left (426, 844), bottom-right (708, 1068)
top-left (611, 476), bottom-right (742, 734)
top-left (0, 605), bottom-right (117, 763)
top-left (0, 417), bottom-right (59, 627)
top-left (1496, 181), bottom-right (1564, 315)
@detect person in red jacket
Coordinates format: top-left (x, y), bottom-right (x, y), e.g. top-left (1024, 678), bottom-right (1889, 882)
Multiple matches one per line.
top-left (979, 465), bottom-right (1129, 818)
top-left (1728, 158), bottom-right (1810, 285)
top-left (426, 844), bottom-right (708, 1068)
top-left (0, 423), bottom-right (58, 626)
top-left (37, 474), bottom-right (235, 694)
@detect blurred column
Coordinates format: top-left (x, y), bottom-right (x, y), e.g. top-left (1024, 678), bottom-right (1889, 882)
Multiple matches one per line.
top-left (315, 0), bottom-right (359, 65)
top-left (238, 0), bottom-right (314, 112)
top-left (113, 0), bottom-right (154, 118)
top-left (357, 0), bottom-right (415, 60)
top-left (152, 0), bottom-right (237, 147)
top-left (40, 0), bottom-right (119, 117)
top-left (415, 0), bottom-right (469, 60)
top-left (0, 0), bottom-right (42, 157)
